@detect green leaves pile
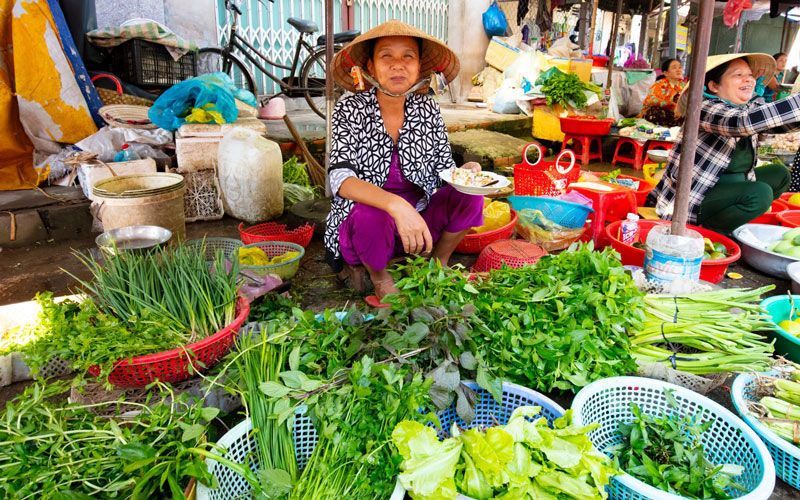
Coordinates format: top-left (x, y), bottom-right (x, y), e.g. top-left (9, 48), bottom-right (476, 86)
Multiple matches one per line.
top-left (393, 406), bottom-right (617, 499)
top-left (394, 244), bottom-right (644, 393)
top-left (608, 395), bottom-right (744, 498)
top-left (536, 68), bottom-right (602, 109)
top-left (0, 381), bottom-right (217, 498)
top-left (282, 156), bottom-right (317, 207)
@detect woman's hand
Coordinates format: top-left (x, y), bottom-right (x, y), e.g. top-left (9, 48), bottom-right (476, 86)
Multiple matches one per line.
top-left (388, 197), bottom-right (433, 255)
top-left (461, 161), bottom-right (482, 173)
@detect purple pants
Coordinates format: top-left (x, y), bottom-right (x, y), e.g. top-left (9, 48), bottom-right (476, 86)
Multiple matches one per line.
top-left (339, 184), bottom-right (484, 270)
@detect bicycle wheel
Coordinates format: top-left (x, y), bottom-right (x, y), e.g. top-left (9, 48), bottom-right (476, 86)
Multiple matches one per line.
top-left (300, 47), bottom-right (344, 119)
top-left (197, 47), bottom-right (257, 95)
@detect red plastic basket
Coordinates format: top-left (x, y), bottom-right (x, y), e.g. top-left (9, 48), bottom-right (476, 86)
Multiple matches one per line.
top-left (456, 210), bottom-right (519, 254)
top-left (514, 146), bottom-right (579, 197)
top-left (616, 174), bottom-right (654, 206)
top-left (604, 220), bottom-right (741, 284)
top-left (88, 297), bottom-right (250, 388)
top-left (559, 116), bottom-right (614, 136)
top-left (777, 209), bottom-right (800, 228)
top-left (751, 199), bottom-right (790, 225)
top-left (472, 239), bottom-right (547, 273)
top-left (239, 222), bottom-right (315, 248)
top-left (591, 55), bottom-right (609, 67)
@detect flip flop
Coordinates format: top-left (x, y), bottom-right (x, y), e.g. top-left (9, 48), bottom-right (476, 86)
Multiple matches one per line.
top-left (365, 295), bottom-right (391, 309)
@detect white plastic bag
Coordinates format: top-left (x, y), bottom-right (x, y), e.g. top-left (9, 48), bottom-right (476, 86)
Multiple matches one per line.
top-left (217, 128), bottom-right (283, 223)
top-left (492, 85), bottom-right (524, 114)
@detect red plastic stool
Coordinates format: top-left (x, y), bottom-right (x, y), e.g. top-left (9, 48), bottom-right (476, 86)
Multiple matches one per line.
top-left (612, 137), bottom-right (647, 170)
top-left (645, 139), bottom-right (676, 156)
top-left (569, 182), bottom-right (638, 248)
top-left (561, 134), bottom-right (603, 166)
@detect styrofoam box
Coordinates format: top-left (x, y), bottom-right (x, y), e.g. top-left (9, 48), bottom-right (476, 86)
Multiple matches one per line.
top-left (176, 118), bottom-right (267, 173)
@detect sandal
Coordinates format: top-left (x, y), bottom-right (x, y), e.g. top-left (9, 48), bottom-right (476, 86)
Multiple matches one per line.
top-left (336, 264), bottom-right (373, 294)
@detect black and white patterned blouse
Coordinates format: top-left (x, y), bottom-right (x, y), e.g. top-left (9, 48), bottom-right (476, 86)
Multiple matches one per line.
top-left (325, 87), bottom-right (456, 271)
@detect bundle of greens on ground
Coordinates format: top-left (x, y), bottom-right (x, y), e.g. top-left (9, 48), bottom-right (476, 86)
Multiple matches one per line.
top-left (630, 287), bottom-right (775, 375)
top-left (282, 156), bottom-right (317, 206)
top-left (608, 394), bottom-right (744, 498)
top-left (748, 366), bottom-right (800, 445)
top-left (392, 406), bottom-right (617, 499)
top-left (393, 244), bottom-right (644, 393)
top-left (0, 380), bottom-right (218, 499)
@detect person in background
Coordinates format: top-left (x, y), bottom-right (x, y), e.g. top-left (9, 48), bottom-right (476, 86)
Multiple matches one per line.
top-left (648, 53), bottom-right (799, 234)
top-left (756, 52), bottom-right (788, 102)
top-left (640, 58), bottom-right (686, 127)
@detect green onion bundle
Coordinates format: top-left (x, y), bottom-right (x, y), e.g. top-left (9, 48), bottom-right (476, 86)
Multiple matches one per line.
top-left (74, 244), bottom-right (239, 341)
top-left (630, 287), bottom-right (775, 374)
top-left (751, 371), bottom-right (800, 446)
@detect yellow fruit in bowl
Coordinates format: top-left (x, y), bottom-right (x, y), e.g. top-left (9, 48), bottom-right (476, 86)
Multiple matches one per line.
top-left (790, 193), bottom-right (800, 206)
top-left (779, 319), bottom-right (800, 336)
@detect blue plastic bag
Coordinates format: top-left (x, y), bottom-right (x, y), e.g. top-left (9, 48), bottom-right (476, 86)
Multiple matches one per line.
top-left (483, 1), bottom-right (508, 37)
top-left (148, 72), bottom-right (257, 131)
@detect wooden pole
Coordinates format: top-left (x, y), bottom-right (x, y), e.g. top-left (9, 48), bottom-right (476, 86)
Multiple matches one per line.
top-left (324, 0), bottom-right (334, 196)
top-left (588, 0), bottom-right (600, 54)
top-left (668, 0), bottom-right (678, 58)
top-left (652, 0), bottom-right (666, 68)
top-left (670, 0), bottom-right (714, 236)
top-left (606, 0), bottom-right (623, 91)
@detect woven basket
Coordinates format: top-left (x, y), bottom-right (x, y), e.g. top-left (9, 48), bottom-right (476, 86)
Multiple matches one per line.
top-left (636, 361), bottom-right (729, 395)
top-left (185, 238), bottom-right (243, 262)
top-left (182, 170), bottom-right (225, 222)
top-left (98, 104), bottom-right (156, 129)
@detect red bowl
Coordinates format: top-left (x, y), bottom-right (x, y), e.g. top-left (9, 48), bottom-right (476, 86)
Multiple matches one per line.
top-left (591, 55), bottom-right (609, 67)
top-left (777, 209), bottom-right (800, 228)
top-left (616, 175), bottom-right (654, 206)
top-left (751, 199), bottom-right (791, 225)
top-left (780, 192), bottom-right (800, 210)
top-left (605, 220), bottom-right (741, 284)
top-left (559, 116), bottom-right (614, 136)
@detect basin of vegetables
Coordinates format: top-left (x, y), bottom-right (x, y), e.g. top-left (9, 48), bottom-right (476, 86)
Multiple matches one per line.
top-left (605, 219), bottom-right (740, 284)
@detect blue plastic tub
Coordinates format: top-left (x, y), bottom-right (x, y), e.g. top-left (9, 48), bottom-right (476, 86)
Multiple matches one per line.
top-left (508, 195), bottom-right (593, 228)
top-left (760, 295), bottom-right (800, 362)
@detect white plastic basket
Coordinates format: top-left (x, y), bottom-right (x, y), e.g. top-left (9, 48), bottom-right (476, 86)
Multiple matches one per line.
top-left (197, 381), bottom-right (566, 499)
top-left (572, 376), bottom-right (775, 500)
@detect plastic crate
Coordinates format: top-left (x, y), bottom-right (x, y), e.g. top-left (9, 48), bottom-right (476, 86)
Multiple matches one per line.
top-left (508, 195), bottom-right (593, 228)
top-left (732, 371), bottom-right (800, 491)
top-left (110, 38), bottom-right (197, 88)
top-left (197, 381), bottom-right (566, 500)
top-left (455, 210), bottom-right (518, 254)
top-left (87, 297), bottom-right (250, 388)
top-left (241, 241), bottom-right (305, 280)
top-left (238, 222), bottom-right (315, 248)
top-left (473, 239), bottom-right (547, 272)
top-left (572, 376), bottom-right (775, 500)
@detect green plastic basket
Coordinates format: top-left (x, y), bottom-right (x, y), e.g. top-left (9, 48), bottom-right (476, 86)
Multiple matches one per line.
top-left (761, 295), bottom-right (800, 363)
top-left (240, 241), bottom-right (304, 280)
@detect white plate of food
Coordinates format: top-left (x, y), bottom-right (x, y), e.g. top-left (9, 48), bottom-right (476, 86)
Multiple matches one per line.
top-left (439, 167), bottom-right (510, 195)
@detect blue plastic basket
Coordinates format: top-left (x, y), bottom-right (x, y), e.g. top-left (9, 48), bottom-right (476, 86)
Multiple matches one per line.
top-left (197, 381), bottom-right (565, 500)
top-left (732, 371), bottom-right (800, 491)
top-left (508, 195), bottom-right (593, 228)
top-left (572, 376), bottom-right (775, 500)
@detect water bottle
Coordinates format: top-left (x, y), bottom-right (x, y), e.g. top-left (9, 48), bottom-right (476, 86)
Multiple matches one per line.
top-left (620, 213), bottom-right (640, 245)
top-left (113, 144), bottom-right (140, 162)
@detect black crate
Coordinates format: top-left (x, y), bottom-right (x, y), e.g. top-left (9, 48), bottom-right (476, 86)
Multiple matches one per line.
top-left (110, 38), bottom-right (197, 88)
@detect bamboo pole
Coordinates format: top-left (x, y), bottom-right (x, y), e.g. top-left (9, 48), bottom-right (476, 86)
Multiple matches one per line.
top-left (588, 0), bottom-right (600, 54)
top-left (670, 0), bottom-right (714, 236)
top-left (324, 0), bottom-right (334, 197)
top-left (652, 0), bottom-right (666, 68)
top-left (606, 0), bottom-right (623, 91)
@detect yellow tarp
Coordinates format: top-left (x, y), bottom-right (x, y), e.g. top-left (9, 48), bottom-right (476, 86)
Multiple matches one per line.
top-left (0, 0), bottom-right (97, 190)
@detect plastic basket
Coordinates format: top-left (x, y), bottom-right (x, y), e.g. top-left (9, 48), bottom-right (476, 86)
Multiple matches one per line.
top-left (514, 146), bottom-right (579, 197)
top-left (241, 241), bottom-right (304, 280)
top-left (559, 116), bottom-right (615, 136)
top-left (110, 38), bottom-right (197, 89)
top-left (472, 239), bottom-right (547, 273)
top-left (455, 210), bottom-right (518, 254)
top-left (197, 381), bottom-right (565, 500)
top-left (508, 195), bottom-right (593, 228)
top-left (572, 376), bottom-right (775, 500)
top-left (751, 199), bottom-right (790, 225)
top-left (185, 238), bottom-right (243, 261)
top-left (760, 295), bottom-right (800, 363)
top-left (87, 297), bottom-right (250, 388)
top-left (238, 222), bottom-right (315, 248)
top-left (777, 209), bottom-right (800, 228)
top-left (732, 371), bottom-right (800, 490)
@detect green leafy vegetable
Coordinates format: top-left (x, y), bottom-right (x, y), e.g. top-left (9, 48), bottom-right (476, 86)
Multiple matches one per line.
top-left (282, 156), bottom-right (312, 187)
top-left (536, 68), bottom-right (600, 109)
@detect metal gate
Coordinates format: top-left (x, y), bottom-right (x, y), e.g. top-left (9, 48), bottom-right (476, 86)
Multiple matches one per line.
top-left (215, 0), bottom-right (449, 96)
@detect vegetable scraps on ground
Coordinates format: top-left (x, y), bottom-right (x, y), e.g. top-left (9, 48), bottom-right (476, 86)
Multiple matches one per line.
top-left (393, 406), bottom-right (617, 499)
top-left (630, 287), bottom-right (775, 375)
top-left (608, 391), bottom-right (744, 498)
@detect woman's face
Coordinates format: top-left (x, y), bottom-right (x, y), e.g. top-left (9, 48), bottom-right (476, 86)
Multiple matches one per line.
top-left (367, 36), bottom-right (421, 95)
top-left (708, 58), bottom-right (755, 105)
top-left (777, 54), bottom-right (788, 71)
top-left (666, 60), bottom-right (683, 81)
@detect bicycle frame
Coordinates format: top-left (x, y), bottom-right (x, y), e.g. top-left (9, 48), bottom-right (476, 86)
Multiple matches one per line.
top-left (221, 1), bottom-right (325, 94)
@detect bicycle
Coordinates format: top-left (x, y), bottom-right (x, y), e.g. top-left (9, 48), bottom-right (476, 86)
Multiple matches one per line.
top-left (197, 0), bottom-right (359, 118)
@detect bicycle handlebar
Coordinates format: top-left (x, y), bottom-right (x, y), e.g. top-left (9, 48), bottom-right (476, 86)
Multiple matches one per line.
top-left (225, 0), bottom-right (242, 15)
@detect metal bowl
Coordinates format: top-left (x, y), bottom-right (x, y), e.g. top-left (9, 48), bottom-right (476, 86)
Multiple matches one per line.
top-left (647, 149), bottom-right (669, 164)
top-left (96, 225), bottom-right (172, 254)
top-left (732, 223), bottom-right (800, 279)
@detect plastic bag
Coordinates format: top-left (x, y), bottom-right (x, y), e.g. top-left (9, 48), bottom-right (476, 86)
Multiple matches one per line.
top-left (515, 208), bottom-right (585, 251)
top-left (492, 85), bottom-right (523, 114)
top-left (471, 200), bottom-right (511, 234)
top-left (482, 1), bottom-right (508, 37)
top-left (149, 73), bottom-right (254, 131)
